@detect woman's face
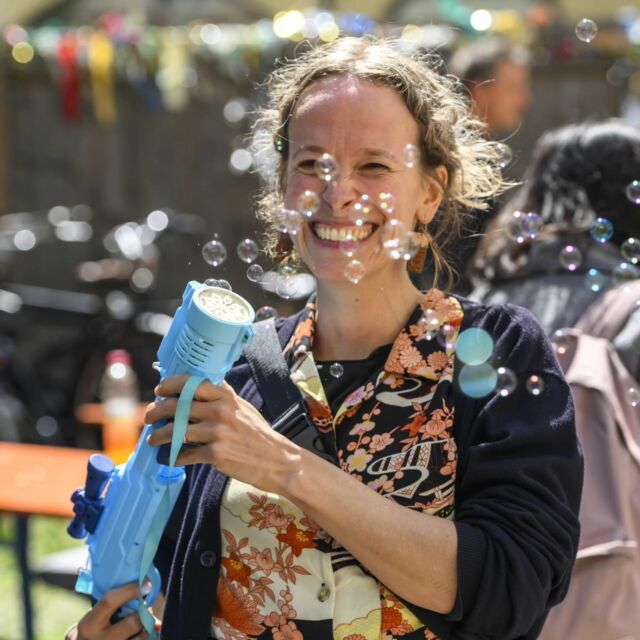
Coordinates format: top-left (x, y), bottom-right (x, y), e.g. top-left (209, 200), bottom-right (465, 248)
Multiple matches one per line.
top-left (284, 75), bottom-right (445, 285)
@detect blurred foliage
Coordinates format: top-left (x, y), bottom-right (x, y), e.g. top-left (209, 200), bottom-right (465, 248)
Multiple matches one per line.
top-left (0, 516), bottom-right (90, 640)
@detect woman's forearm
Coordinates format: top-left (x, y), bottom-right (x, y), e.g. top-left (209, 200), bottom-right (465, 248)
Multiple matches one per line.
top-left (280, 448), bottom-right (458, 614)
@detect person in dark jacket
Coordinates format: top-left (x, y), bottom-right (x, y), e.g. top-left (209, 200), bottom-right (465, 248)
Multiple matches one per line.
top-left (67, 37), bottom-right (582, 640)
top-left (470, 120), bottom-right (640, 375)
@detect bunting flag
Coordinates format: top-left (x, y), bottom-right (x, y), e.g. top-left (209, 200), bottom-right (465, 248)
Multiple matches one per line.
top-left (88, 31), bottom-right (116, 125)
top-left (57, 33), bottom-right (80, 121)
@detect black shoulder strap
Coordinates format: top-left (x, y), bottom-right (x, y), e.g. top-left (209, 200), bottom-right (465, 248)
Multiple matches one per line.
top-left (243, 319), bottom-right (306, 431)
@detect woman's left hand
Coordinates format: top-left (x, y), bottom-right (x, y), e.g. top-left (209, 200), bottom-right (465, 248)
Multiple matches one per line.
top-left (145, 375), bottom-right (303, 495)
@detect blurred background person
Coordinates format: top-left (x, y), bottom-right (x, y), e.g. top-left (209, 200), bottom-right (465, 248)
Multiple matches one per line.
top-left (469, 119), bottom-right (640, 639)
top-left (449, 36), bottom-right (533, 140)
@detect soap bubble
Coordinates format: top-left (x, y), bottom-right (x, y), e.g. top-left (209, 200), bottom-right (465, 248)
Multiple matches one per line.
top-left (552, 329), bottom-right (571, 355)
top-left (417, 308), bottom-right (441, 340)
top-left (626, 180), bottom-right (640, 205)
top-left (621, 238), bottom-right (640, 263)
top-left (344, 259), bottom-right (366, 283)
top-left (297, 190), bottom-right (321, 218)
top-left (330, 362), bottom-right (344, 378)
top-left (275, 207), bottom-right (302, 235)
top-left (237, 238), bottom-right (259, 263)
top-left (379, 192), bottom-right (396, 215)
top-left (246, 264), bottom-right (264, 283)
top-left (455, 328), bottom-right (494, 365)
top-left (590, 217), bottom-right (614, 243)
top-left (276, 277), bottom-right (299, 299)
top-left (559, 245), bottom-right (582, 271)
top-left (585, 268), bottom-right (606, 292)
top-left (202, 240), bottom-right (227, 267)
top-left (255, 306), bottom-right (277, 322)
top-left (575, 18), bottom-right (598, 43)
top-left (625, 386), bottom-right (640, 407)
top-left (381, 219), bottom-right (411, 259)
top-left (525, 374), bottom-right (545, 396)
top-left (204, 278), bottom-right (231, 291)
top-left (459, 363), bottom-right (498, 399)
top-left (495, 367), bottom-right (517, 397)
top-left (352, 194), bottom-right (373, 223)
top-left (613, 261), bottom-right (640, 285)
top-left (402, 144), bottom-right (419, 168)
top-left (339, 231), bottom-right (359, 257)
top-left (508, 211), bottom-right (541, 243)
top-left (315, 153), bottom-right (339, 182)
top-left (437, 323), bottom-right (457, 351)
top-left (495, 143), bottom-right (513, 169)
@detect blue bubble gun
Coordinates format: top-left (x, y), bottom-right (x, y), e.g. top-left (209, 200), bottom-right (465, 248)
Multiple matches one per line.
top-left (68, 282), bottom-right (255, 638)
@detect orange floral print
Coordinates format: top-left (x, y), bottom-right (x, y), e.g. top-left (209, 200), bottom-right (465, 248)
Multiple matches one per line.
top-left (276, 522), bottom-right (317, 557)
top-left (213, 577), bottom-right (265, 636)
top-left (221, 552), bottom-right (252, 588)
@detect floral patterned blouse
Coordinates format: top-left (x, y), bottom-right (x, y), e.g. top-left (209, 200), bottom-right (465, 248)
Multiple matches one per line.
top-left (210, 289), bottom-right (462, 640)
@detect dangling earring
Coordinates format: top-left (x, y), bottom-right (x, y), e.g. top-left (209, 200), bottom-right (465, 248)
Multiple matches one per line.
top-left (408, 223), bottom-right (431, 274)
top-left (273, 232), bottom-right (294, 265)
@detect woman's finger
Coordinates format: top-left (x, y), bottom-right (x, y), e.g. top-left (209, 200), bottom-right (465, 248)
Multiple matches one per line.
top-left (145, 397), bottom-right (216, 425)
top-left (91, 582), bottom-right (142, 622)
top-left (103, 613), bottom-right (143, 640)
top-left (155, 376), bottom-right (224, 401)
top-left (148, 420), bottom-right (221, 447)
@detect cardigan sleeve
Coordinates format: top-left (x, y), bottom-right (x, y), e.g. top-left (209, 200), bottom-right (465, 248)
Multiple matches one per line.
top-left (439, 303), bottom-right (583, 638)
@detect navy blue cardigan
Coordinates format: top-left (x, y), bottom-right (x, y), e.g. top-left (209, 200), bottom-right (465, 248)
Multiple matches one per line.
top-left (155, 297), bottom-right (583, 639)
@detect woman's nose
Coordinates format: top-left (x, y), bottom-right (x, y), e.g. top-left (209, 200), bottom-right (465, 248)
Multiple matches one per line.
top-left (322, 175), bottom-right (357, 216)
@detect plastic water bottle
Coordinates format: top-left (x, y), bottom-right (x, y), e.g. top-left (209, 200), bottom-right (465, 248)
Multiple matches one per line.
top-left (100, 350), bottom-right (140, 465)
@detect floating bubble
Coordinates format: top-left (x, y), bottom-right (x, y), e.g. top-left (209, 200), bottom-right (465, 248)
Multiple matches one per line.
top-left (575, 18), bottom-right (598, 43)
top-left (237, 238), bottom-right (259, 263)
top-left (626, 180), bottom-right (640, 205)
top-left (625, 386), bottom-right (640, 407)
top-left (330, 362), bottom-right (344, 378)
top-left (559, 245), bottom-right (582, 271)
top-left (247, 264), bottom-right (264, 283)
top-left (379, 192), bottom-right (396, 215)
top-left (437, 323), bottom-right (457, 351)
top-left (315, 153), bottom-right (339, 182)
top-left (590, 217), bottom-right (614, 243)
top-left (339, 231), bottom-right (359, 258)
top-left (276, 277), bottom-right (299, 299)
top-left (344, 259), bottom-right (366, 283)
top-left (418, 308), bottom-right (441, 340)
top-left (622, 238), bottom-right (640, 263)
top-left (202, 240), bottom-right (227, 266)
top-left (495, 367), bottom-right (517, 397)
top-left (278, 263), bottom-right (297, 278)
top-left (459, 363), bottom-right (498, 399)
top-left (255, 306), bottom-right (277, 322)
top-left (381, 219), bottom-right (411, 260)
top-left (297, 190), bottom-right (321, 218)
top-left (509, 211), bottom-right (542, 242)
top-left (456, 328), bottom-right (494, 365)
top-left (402, 144), bottom-right (420, 168)
top-left (353, 194), bottom-right (373, 221)
top-left (552, 329), bottom-right (571, 355)
top-left (275, 207), bottom-right (302, 235)
top-left (525, 374), bottom-right (545, 396)
top-left (585, 268), bottom-right (606, 292)
top-left (495, 143), bottom-right (513, 169)
top-left (204, 278), bottom-right (232, 290)
top-left (613, 261), bottom-right (640, 285)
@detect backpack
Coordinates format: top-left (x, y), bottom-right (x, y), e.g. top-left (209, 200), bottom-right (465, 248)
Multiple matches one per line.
top-left (539, 282), bottom-right (640, 639)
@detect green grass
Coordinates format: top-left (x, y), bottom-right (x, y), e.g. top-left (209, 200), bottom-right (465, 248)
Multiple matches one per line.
top-left (0, 516), bottom-right (91, 640)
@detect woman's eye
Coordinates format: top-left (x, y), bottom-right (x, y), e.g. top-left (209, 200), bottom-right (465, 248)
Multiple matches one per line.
top-left (296, 160), bottom-right (317, 173)
top-left (362, 163), bottom-right (389, 172)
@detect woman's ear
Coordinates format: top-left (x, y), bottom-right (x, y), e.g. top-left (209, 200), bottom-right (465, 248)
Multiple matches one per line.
top-left (418, 165), bottom-right (448, 225)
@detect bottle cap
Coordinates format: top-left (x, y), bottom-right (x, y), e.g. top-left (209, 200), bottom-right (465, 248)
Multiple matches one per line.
top-left (105, 349), bottom-right (132, 366)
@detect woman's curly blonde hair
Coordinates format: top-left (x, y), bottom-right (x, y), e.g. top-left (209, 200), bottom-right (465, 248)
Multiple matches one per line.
top-left (251, 36), bottom-right (508, 289)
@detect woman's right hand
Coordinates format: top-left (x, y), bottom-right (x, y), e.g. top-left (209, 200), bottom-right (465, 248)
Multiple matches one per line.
top-left (71, 582), bottom-right (150, 640)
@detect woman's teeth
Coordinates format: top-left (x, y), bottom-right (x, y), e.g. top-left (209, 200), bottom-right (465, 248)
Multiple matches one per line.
top-left (313, 223), bottom-right (374, 242)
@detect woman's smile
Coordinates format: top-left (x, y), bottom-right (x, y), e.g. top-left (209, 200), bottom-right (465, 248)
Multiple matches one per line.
top-left (309, 220), bottom-right (378, 247)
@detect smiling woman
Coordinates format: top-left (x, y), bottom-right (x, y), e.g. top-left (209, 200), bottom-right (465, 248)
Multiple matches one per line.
top-left (66, 36), bottom-right (583, 640)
